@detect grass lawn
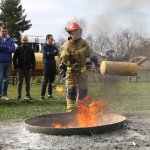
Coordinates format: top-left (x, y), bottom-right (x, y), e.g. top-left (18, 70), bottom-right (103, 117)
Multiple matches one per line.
top-left (0, 81), bottom-right (150, 121)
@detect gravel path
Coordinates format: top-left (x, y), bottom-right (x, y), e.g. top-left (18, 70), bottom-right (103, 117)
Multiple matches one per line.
top-left (0, 111), bottom-right (150, 150)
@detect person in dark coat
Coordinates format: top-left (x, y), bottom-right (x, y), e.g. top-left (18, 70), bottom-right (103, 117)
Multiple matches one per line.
top-left (41, 34), bottom-right (59, 100)
top-left (13, 35), bottom-right (35, 101)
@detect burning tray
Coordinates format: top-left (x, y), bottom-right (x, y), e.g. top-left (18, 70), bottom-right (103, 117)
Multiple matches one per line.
top-left (25, 112), bottom-right (126, 135)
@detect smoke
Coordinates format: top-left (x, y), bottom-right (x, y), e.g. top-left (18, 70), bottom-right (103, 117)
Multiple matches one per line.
top-left (85, 0), bottom-right (150, 36)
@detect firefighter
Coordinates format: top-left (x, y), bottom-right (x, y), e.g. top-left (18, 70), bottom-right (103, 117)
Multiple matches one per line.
top-left (60, 22), bottom-right (98, 112)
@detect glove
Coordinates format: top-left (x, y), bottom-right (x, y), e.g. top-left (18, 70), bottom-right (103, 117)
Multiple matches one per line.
top-left (91, 55), bottom-right (99, 69)
top-left (59, 63), bottom-right (67, 77)
top-left (72, 63), bottom-right (80, 71)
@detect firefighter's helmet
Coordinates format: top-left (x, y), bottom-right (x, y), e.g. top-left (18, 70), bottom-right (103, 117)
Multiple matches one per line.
top-left (66, 22), bottom-right (81, 33)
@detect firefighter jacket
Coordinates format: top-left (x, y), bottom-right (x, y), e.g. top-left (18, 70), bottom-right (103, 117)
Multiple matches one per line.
top-left (60, 38), bottom-right (94, 74)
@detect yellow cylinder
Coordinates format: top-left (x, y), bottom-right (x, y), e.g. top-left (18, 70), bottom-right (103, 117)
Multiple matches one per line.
top-left (11, 53), bottom-right (60, 76)
top-left (100, 61), bottom-right (138, 76)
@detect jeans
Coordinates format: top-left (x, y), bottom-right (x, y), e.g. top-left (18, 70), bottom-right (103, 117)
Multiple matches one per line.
top-left (41, 65), bottom-right (56, 97)
top-left (0, 62), bottom-right (12, 96)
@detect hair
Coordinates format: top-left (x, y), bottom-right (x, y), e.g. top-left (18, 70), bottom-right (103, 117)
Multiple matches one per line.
top-left (1, 25), bottom-right (8, 30)
top-left (46, 34), bottom-right (53, 40)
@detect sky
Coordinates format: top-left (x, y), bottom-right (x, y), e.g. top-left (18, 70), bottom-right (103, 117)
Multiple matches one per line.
top-left (21, 0), bottom-right (150, 41)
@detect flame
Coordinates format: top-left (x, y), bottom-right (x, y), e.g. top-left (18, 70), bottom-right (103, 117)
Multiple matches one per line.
top-left (52, 96), bottom-right (108, 128)
top-left (52, 123), bottom-right (72, 128)
top-left (76, 98), bottom-right (108, 127)
top-left (54, 86), bottom-right (65, 95)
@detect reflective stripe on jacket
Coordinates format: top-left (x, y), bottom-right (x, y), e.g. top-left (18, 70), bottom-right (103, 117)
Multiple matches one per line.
top-left (61, 38), bottom-right (94, 74)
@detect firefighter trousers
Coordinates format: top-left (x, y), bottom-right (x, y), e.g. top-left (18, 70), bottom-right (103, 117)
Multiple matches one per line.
top-left (65, 72), bottom-right (88, 110)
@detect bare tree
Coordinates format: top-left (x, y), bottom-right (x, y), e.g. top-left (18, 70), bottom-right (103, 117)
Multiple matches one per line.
top-left (131, 36), bottom-right (150, 58)
top-left (57, 37), bottom-right (66, 50)
top-left (109, 29), bottom-right (141, 61)
top-left (85, 34), bottom-right (94, 50)
top-left (94, 32), bottom-right (110, 52)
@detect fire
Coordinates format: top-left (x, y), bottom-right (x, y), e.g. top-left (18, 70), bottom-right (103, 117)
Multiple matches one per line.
top-left (54, 86), bottom-right (65, 95)
top-left (76, 97), bottom-right (108, 127)
top-left (52, 123), bottom-right (72, 128)
top-left (52, 96), bottom-right (108, 128)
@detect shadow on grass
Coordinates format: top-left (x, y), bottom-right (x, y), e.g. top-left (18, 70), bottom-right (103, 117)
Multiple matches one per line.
top-left (0, 99), bottom-right (66, 107)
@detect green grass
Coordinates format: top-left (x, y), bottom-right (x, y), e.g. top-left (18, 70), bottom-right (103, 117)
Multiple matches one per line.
top-left (0, 83), bottom-right (66, 121)
top-left (0, 81), bottom-right (150, 121)
top-left (89, 81), bottom-right (150, 113)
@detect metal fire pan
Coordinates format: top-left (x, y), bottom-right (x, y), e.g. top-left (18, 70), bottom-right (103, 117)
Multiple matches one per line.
top-left (25, 112), bottom-right (126, 136)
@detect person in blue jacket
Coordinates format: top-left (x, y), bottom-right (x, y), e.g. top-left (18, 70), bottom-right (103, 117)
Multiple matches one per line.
top-left (0, 25), bottom-right (15, 100)
top-left (40, 34), bottom-right (59, 100)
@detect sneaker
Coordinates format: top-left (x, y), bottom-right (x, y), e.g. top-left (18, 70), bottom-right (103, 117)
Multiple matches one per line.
top-left (2, 96), bottom-right (10, 101)
top-left (25, 96), bottom-right (32, 101)
top-left (48, 94), bottom-right (54, 99)
top-left (40, 96), bottom-right (45, 101)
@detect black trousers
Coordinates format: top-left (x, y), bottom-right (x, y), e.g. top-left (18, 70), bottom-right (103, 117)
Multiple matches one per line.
top-left (17, 69), bottom-right (31, 97)
top-left (41, 64), bottom-right (56, 97)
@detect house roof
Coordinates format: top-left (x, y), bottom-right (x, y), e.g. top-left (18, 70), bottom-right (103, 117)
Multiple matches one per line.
top-left (130, 56), bottom-right (150, 69)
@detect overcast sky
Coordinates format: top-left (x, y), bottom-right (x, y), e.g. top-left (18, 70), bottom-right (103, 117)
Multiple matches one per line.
top-left (21, 0), bottom-right (150, 41)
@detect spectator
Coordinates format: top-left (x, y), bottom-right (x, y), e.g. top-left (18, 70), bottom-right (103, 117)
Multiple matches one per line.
top-left (13, 35), bottom-right (35, 101)
top-left (41, 34), bottom-right (59, 100)
top-left (0, 25), bottom-right (15, 100)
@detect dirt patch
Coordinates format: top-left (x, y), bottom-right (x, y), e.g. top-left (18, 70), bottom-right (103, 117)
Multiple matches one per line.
top-left (0, 111), bottom-right (150, 150)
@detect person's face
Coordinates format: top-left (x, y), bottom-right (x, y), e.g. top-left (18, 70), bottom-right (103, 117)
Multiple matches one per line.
top-left (21, 37), bottom-right (28, 45)
top-left (46, 36), bottom-right (53, 44)
top-left (1, 28), bottom-right (8, 38)
top-left (70, 29), bottom-right (82, 40)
